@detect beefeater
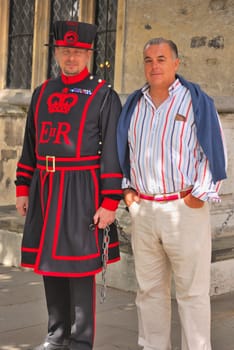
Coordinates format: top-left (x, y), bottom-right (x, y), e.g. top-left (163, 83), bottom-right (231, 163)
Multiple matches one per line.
top-left (15, 20), bottom-right (123, 350)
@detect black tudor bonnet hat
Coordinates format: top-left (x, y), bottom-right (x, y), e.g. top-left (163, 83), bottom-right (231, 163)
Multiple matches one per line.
top-left (45, 20), bottom-right (97, 50)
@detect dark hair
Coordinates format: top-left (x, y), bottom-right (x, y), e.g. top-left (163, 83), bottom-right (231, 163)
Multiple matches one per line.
top-left (143, 38), bottom-right (178, 58)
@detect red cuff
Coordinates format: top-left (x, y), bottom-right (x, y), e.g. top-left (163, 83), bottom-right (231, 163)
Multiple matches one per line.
top-left (101, 197), bottom-right (120, 211)
top-left (16, 185), bottom-right (29, 197)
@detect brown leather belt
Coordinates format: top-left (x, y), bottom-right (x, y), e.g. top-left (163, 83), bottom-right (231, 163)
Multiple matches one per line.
top-left (139, 188), bottom-right (192, 202)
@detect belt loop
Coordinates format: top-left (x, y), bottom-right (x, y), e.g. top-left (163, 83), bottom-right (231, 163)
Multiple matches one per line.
top-left (46, 155), bottom-right (55, 172)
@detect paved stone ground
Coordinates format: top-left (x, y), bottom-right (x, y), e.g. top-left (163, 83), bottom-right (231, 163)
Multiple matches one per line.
top-left (0, 265), bottom-right (234, 350)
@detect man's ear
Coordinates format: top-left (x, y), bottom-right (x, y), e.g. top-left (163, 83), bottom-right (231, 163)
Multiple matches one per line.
top-left (54, 47), bottom-right (59, 61)
top-left (174, 58), bottom-right (180, 72)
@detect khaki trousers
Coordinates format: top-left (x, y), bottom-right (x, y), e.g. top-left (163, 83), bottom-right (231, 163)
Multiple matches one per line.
top-left (129, 198), bottom-right (212, 350)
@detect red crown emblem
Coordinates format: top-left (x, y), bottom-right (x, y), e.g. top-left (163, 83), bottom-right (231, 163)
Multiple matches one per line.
top-left (47, 91), bottom-right (78, 114)
top-left (64, 31), bottom-right (78, 45)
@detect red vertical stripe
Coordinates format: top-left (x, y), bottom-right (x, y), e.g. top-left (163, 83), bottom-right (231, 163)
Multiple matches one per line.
top-left (34, 80), bottom-right (49, 157)
top-left (91, 169), bottom-right (100, 252)
top-left (161, 96), bottom-right (176, 193)
top-left (178, 100), bottom-right (192, 188)
top-left (76, 81), bottom-right (106, 157)
top-left (133, 100), bottom-right (141, 141)
top-left (92, 276), bottom-right (96, 345)
top-left (34, 172), bottom-right (54, 271)
top-left (52, 171), bottom-right (65, 258)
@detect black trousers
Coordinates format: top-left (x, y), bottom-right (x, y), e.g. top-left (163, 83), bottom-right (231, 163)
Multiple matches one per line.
top-left (43, 275), bottom-right (96, 350)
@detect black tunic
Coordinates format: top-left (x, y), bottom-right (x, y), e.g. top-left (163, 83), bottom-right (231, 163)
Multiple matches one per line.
top-left (15, 69), bottom-right (123, 277)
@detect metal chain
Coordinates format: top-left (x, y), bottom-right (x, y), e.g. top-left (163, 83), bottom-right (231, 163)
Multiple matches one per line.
top-left (114, 219), bottom-right (131, 243)
top-left (99, 220), bottom-right (130, 303)
top-left (100, 225), bottom-right (110, 303)
top-left (217, 208), bottom-right (234, 236)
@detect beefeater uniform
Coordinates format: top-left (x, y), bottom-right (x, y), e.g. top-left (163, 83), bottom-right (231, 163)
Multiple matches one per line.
top-left (15, 21), bottom-right (123, 350)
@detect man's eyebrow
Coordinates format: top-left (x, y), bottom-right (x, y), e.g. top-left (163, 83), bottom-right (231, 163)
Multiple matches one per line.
top-left (144, 55), bottom-right (166, 60)
top-left (144, 56), bottom-right (152, 60)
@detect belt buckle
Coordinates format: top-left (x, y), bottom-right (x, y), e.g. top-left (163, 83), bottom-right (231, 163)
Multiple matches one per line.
top-left (154, 193), bottom-right (167, 200)
top-left (154, 192), bottom-right (177, 202)
top-left (46, 155), bottom-right (55, 172)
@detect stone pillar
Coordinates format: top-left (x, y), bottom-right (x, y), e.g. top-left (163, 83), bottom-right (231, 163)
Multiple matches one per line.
top-left (0, 0), bottom-right (10, 89)
top-left (31, 0), bottom-right (51, 90)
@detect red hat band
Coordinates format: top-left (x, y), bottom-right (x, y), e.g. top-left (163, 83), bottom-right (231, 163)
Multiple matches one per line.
top-left (55, 40), bottom-right (92, 49)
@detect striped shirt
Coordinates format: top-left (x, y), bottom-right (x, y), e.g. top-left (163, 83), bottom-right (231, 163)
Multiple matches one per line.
top-left (126, 79), bottom-right (223, 201)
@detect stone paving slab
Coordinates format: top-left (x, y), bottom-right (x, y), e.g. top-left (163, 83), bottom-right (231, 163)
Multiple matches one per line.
top-left (1, 265), bottom-right (234, 350)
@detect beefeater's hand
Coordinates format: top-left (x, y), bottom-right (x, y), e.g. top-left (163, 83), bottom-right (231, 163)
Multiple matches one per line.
top-left (93, 207), bottom-right (116, 229)
top-left (16, 196), bottom-right (29, 216)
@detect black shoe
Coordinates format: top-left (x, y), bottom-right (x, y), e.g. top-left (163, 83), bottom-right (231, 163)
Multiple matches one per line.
top-left (32, 342), bottom-right (69, 350)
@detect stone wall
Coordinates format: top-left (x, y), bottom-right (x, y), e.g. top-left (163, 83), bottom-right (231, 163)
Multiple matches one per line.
top-left (0, 104), bottom-right (26, 206)
top-left (211, 111), bottom-right (234, 239)
top-left (122, 0), bottom-right (234, 97)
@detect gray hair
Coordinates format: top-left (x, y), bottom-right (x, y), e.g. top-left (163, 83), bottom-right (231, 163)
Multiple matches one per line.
top-left (143, 38), bottom-right (179, 58)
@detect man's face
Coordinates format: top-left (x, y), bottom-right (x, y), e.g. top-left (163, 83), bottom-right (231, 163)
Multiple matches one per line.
top-left (55, 47), bottom-right (92, 76)
top-left (143, 43), bottom-right (179, 89)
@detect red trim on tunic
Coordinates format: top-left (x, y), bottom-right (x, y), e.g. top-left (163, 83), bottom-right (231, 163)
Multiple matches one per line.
top-left (52, 170), bottom-right (65, 260)
top-left (16, 171), bottom-right (33, 179)
top-left (17, 162), bottom-right (35, 171)
top-left (22, 247), bottom-right (39, 252)
top-left (34, 172), bottom-right (54, 272)
top-left (108, 242), bottom-right (120, 248)
top-left (35, 80), bottom-right (50, 157)
top-left (36, 156), bottom-right (101, 171)
top-left (37, 164), bottom-right (100, 171)
top-left (37, 155), bottom-right (100, 161)
top-left (101, 173), bottom-right (123, 178)
top-left (61, 67), bottom-right (90, 84)
top-left (21, 263), bottom-right (35, 268)
top-left (91, 168), bottom-right (101, 251)
top-left (53, 253), bottom-right (100, 261)
top-left (101, 197), bottom-right (120, 211)
top-left (76, 80), bottom-right (106, 157)
top-left (107, 257), bottom-right (120, 264)
top-left (16, 185), bottom-right (29, 197)
top-left (21, 256), bottom-right (120, 275)
top-left (32, 257), bottom-right (120, 276)
top-left (34, 268), bottom-right (102, 277)
top-left (40, 171), bottom-right (49, 218)
top-left (51, 169), bottom-right (101, 261)
top-left (92, 276), bottom-right (96, 344)
top-left (101, 189), bottom-right (123, 195)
